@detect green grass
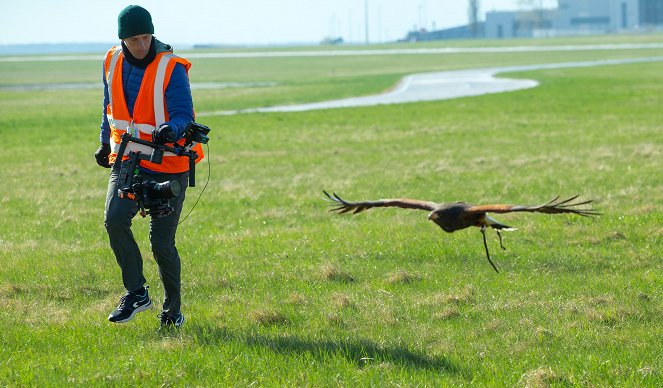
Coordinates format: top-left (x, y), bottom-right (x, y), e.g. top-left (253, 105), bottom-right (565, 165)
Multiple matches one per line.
top-left (0, 36), bottom-right (661, 386)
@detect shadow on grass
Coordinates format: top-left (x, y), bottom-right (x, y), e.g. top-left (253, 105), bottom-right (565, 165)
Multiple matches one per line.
top-left (182, 325), bottom-right (469, 377)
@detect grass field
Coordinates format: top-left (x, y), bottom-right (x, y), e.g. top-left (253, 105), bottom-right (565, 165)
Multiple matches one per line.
top-left (1, 35), bottom-right (662, 386)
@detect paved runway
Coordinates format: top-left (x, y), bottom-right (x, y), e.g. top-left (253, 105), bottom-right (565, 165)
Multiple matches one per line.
top-left (199, 56), bottom-right (663, 116)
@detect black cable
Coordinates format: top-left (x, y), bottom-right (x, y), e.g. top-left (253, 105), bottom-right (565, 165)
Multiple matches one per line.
top-left (178, 143), bottom-right (211, 225)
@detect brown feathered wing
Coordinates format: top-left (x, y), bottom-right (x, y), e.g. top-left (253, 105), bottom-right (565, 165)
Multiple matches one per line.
top-left (323, 190), bottom-right (438, 214)
top-left (465, 195), bottom-right (600, 217)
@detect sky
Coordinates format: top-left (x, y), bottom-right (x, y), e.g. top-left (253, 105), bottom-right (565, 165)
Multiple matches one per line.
top-left (0, 0), bottom-right (558, 46)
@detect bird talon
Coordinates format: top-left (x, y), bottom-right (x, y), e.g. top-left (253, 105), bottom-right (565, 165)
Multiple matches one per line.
top-left (481, 228), bottom-right (500, 273)
top-left (496, 230), bottom-right (507, 250)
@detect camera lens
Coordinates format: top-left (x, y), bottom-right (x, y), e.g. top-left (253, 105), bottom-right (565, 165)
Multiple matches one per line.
top-left (147, 180), bottom-right (181, 199)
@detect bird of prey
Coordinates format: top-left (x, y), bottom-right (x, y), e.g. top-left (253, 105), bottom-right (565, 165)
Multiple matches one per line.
top-left (323, 191), bottom-right (599, 273)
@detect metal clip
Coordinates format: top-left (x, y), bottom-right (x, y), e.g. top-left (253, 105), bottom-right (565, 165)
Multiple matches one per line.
top-left (128, 119), bottom-right (138, 138)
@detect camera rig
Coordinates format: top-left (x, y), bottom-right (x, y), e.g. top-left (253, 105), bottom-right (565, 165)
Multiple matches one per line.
top-left (112, 122), bottom-right (210, 218)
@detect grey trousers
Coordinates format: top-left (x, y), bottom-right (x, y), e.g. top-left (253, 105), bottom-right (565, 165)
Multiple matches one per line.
top-left (104, 167), bottom-right (189, 315)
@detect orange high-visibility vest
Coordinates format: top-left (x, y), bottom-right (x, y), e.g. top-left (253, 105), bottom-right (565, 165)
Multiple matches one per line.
top-left (104, 45), bottom-right (204, 173)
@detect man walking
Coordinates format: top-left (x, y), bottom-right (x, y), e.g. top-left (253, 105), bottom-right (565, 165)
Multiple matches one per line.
top-left (94, 5), bottom-right (203, 328)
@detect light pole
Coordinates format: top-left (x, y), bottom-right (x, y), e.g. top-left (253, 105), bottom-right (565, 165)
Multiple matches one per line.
top-left (364, 0), bottom-right (369, 44)
top-left (469, 0), bottom-right (480, 38)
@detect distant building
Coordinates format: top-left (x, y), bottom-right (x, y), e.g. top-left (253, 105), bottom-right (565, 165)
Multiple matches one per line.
top-left (401, 24), bottom-right (485, 42)
top-left (320, 37), bottom-right (344, 45)
top-left (552, 0), bottom-right (634, 34)
top-left (485, 0), bottom-right (663, 39)
top-left (638, 0), bottom-right (663, 26)
top-left (402, 0), bottom-right (663, 42)
top-left (484, 12), bottom-right (517, 39)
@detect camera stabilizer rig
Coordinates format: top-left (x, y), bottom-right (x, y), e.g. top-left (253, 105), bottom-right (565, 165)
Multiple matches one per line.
top-left (112, 122), bottom-right (210, 218)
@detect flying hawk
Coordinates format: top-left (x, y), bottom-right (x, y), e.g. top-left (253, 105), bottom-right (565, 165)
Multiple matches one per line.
top-left (323, 191), bottom-right (599, 273)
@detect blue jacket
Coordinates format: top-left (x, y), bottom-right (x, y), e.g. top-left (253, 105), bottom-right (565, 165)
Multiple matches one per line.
top-left (99, 43), bottom-right (193, 145)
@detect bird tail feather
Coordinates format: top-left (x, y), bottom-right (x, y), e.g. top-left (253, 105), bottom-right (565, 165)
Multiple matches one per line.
top-left (486, 215), bottom-right (516, 231)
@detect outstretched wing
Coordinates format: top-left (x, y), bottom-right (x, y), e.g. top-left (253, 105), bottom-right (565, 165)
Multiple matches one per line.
top-left (466, 195), bottom-right (600, 217)
top-left (323, 191), bottom-right (438, 214)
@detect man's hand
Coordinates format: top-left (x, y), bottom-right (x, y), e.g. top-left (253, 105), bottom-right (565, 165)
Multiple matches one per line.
top-left (94, 143), bottom-right (112, 168)
top-left (152, 125), bottom-right (176, 145)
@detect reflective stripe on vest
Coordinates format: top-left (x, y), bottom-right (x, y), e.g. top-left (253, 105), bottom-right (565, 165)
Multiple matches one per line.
top-left (106, 47), bottom-right (122, 118)
top-left (153, 53), bottom-right (175, 125)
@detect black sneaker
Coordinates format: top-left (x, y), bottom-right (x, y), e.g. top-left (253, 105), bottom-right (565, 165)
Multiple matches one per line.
top-left (158, 312), bottom-right (185, 328)
top-left (108, 287), bottom-right (152, 323)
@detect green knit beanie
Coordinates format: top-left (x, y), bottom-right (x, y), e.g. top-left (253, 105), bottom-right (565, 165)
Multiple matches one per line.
top-left (118, 5), bottom-right (154, 39)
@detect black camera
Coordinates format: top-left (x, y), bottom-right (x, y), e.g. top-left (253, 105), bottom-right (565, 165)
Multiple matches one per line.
top-left (118, 176), bottom-right (182, 218)
top-left (113, 121), bottom-right (211, 218)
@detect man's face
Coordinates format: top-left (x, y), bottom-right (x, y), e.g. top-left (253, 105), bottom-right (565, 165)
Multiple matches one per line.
top-left (123, 34), bottom-right (152, 59)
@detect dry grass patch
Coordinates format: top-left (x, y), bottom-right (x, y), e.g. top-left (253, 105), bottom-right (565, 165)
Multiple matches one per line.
top-left (250, 308), bottom-right (290, 326)
top-left (535, 326), bottom-right (555, 341)
top-left (637, 366), bottom-right (658, 378)
top-left (321, 264), bottom-right (355, 283)
top-left (564, 294), bottom-right (636, 327)
top-left (434, 306), bottom-right (461, 320)
top-left (385, 269), bottom-right (422, 285)
top-left (586, 231), bottom-right (627, 245)
top-left (160, 335), bottom-right (190, 351)
top-left (0, 283), bottom-right (24, 298)
top-left (518, 366), bottom-right (571, 388)
top-left (425, 284), bottom-right (476, 306)
top-left (444, 284), bottom-right (476, 305)
top-left (286, 292), bottom-right (308, 305)
top-left (326, 312), bottom-right (344, 327)
top-left (331, 293), bottom-right (356, 309)
top-left (584, 306), bottom-right (632, 327)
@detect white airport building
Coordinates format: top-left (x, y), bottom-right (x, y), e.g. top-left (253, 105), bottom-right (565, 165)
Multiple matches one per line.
top-left (486, 0), bottom-right (663, 39)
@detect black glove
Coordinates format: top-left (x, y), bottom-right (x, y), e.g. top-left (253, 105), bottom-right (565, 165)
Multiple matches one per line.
top-left (152, 125), bottom-right (176, 145)
top-left (94, 143), bottom-right (111, 168)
